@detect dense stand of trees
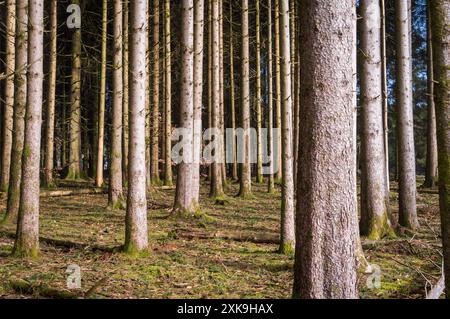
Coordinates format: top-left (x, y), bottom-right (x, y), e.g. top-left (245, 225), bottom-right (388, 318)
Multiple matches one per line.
top-left (0, 0), bottom-right (449, 298)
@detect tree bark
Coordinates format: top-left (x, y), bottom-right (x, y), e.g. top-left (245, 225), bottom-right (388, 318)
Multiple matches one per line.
top-left (109, 0), bottom-right (125, 209)
top-left (229, 1), bottom-right (238, 181)
top-left (267, 0), bottom-right (275, 193)
top-left (359, 0), bottom-right (394, 240)
top-left (429, 0), bottom-right (450, 299)
top-left (255, 0), bottom-right (263, 184)
top-left (274, 0), bottom-right (282, 183)
top-left (4, 0), bottom-right (27, 224)
top-left (238, 0), bottom-right (252, 198)
top-left (125, 0), bottom-right (149, 255)
top-left (279, 0), bottom-right (295, 254)
top-left (293, 0), bottom-right (358, 299)
top-left (381, 0), bottom-right (390, 193)
top-left (13, 0), bottom-right (44, 258)
top-left (1, 0), bottom-right (16, 192)
top-left (395, 0), bottom-right (419, 230)
top-left (122, 0), bottom-right (130, 186)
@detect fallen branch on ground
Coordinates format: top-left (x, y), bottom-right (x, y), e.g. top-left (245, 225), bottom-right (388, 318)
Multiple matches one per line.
top-left (175, 229), bottom-right (280, 245)
top-left (426, 274), bottom-right (445, 299)
top-left (40, 188), bottom-right (107, 197)
top-left (9, 278), bottom-right (80, 299)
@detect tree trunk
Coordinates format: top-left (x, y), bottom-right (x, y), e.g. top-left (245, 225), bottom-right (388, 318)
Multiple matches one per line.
top-left (274, 0), bottom-right (282, 183)
top-left (424, 3), bottom-right (438, 189)
top-left (209, 0), bottom-right (225, 200)
top-left (68, 0), bottom-right (82, 180)
top-left (429, 0), bottom-right (450, 299)
top-left (229, 1), bottom-right (238, 181)
top-left (150, 0), bottom-right (161, 186)
top-left (395, 0), bottom-right (419, 230)
top-left (109, 0), bottom-right (125, 210)
top-left (4, 0), bottom-right (27, 224)
top-left (13, 0), bottom-right (44, 258)
top-left (381, 0), bottom-right (390, 193)
top-left (96, 0), bottom-right (107, 187)
top-left (359, 0), bottom-right (394, 240)
top-left (1, 0), bottom-right (16, 192)
top-left (238, 0), bottom-right (252, 198)
top-left (192, 0), bottom-right (205, 203)
top-left (43, 0), bottom-right (57, 188)
top-left (125, 0), bottom-right (149, 255)
top-left (163, 0), bottom-right (173, 187)
top-left (267, 0), bottom-right (275, 193)
top-left (293, 0), bottom-right (358, 299)
top-left (219, 0), bottom-right (226, 185)
top-left (122, 0), bottom-right (129, 186)
top-left (279, 0), bottom-right (295, 254)
top-left (255, 0), bottom-right (263, 184)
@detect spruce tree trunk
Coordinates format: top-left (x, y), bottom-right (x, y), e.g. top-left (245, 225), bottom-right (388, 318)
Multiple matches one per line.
top-left (395, 0), bottom-right (419, 230)
top-left (429, 0), bottom-right (450, 299)
top-left (424, 2), bottom-right (438, 189)
top-left (229, 1), bottom-right (238, 181)
top-left (1, 0), bottom-right (16, 192)
top-left (68, 0), bottom-right (82, 180)
top-left (267, 0), bottom-right (275, 193)
top-left (274, 0), bottom-right (282, 183)
top-left (359, 0), bottom-right (394, 240)
top-left (13, 0), bottom-right (44, 258)
top-left (4, 0), bottom-right (27, 224)
top-left (219, 0), bottom-right (226, 185)
top-left (163, 0), bottom-right (173, 187)
top-left (293, 0), bottom-right (358, 299)
top-left (150, 0), bottom-right (161, 185)
top-left (174, 0), bottom-right (196, 214)
top-left (122, 0), bottom-right (129, 186)
top-left (381, 0), bottom-right (390, 193)
top-left (255, 0), bottom-right (263, 184)
top-left (109, 0), bottom-right (125, 209)
top-left (209, 0), bottom-right (225, 200)
top-left (125, 0), bottom-right (149, 255)
top-left (238, 0), bottom-right (252, 198)
top-left (96, 0), bottom-right (107, 187)
top-left (279, 0), bottom-right (295, 254)
top-left (44, 0), bottom-right (57, 188)
top-left (192, 0), bottom-right (205, 203)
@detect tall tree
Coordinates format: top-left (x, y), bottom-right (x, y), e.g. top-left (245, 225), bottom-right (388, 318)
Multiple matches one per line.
top-left (109, 0), bottom-right (125, 209)
top-left (123, 0), bottom-right (130, 186)
top-left (13, 0), bottom-right (44, 258)
top-left (1, 0), bottom-right (16, 192)
top-left (430, 0), bottom-right (450, 299)
top-left (174, 0), bottom-right (197, 214)
top-left (381, 0), bottom-right (390, 192)
top-left (67, 0), bottom-right (82, 180)
top-left (209, 0), bottom-right (225, 200)
top-left (150, 0), bottom-right (161, 185)
top-left (279, 0), bottom-right (295, 254)
top-left (359, 0), bottom-right (395, 240)
top-left (96, 0), bottom-right (108, 187)
top-left (4, 0), bottom-right (27, 224)
top-left (267, 0), bottom-right (275, 193)
top-left (293, 0), bottom-right (358, 299)
top-left (238, 0), bottom-right (252, 198)
top-left (424, 3), bottom-right (438, 189)
top-left (44, 0), bottom-right (57, 188)
top-left (125, 0), bottom-right (149, 255)
top-left (395, 0), bottom-right (419, 230)
top-left (229, 1), bottom-right (238, 181)
top-left (163, 0), bottom-right (173, 187)
top-left (274, 0), bottom-right (282, 183)
top-left (255, 0), bottom-right (263, 184)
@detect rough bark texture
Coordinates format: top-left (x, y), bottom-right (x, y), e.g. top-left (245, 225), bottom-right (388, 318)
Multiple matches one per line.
top-left (238, 0), bottom-right (252, 198)
top-left (274, 0), bottom-right (282, 182)
top-left (109, 0), bottom-right (125, 209)
top-left (4, 0), bottom-right (27, 224)
top-left (279, 0), bottom-right (295, 254)
top-left (68, 0), bottom-right (82, 180)
top-left (255, 0), bottom-right (263, 184)
top-left (125, 0), bottom-right (149, 254)
top-left (174, 0), bottom-right (196, 214)
top-left (1, 0), bottom-right (16, 192)
top-left (209, 0), bottom-right (224, 200)
top-left (293, 0), bottom-right (358, 299)
top-left (122, 0), bottom-right (129, 186)
top-left (395, 0), bottom-right (419, 230)
top-left (229, 2), bottom-right (238, 181)
top-left (424, 3), bottom-right (438, 189)
top-left (96, 0), bottom-right (108, 187)
top-left (381, 0), bottom-right (390, 192)
top-left (44, 0), bottom-right (57, 188)
top-left (13, 0), bottom-right (44, 258)
top-left (359, 0), bottom-right (394, 240)
top-left (267, 0), bottom-right (275, 193)
top-left (430, 0), bottom-right (450, 299)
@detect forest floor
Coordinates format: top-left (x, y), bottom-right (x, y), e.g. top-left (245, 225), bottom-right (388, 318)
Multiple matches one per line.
top-left (0, 178), bottom-right (443, 299)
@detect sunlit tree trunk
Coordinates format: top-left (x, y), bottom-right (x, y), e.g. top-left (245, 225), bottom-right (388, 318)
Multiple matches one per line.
top-left (430, 0), bottom-right (450, 298)
top-left (219, 0), bottom-right (226, 185)
top-left (1, 0), bottom-right (16, 192)
top-left (125, 0), bottom-right (149, 255)
top-left (395, 0), bottom-right (419, 230)
top-left (267, 0), bottom-right (275, 193)
top-left (279, 0), bottom-right (295, 254)
top-left (274, 0), bottom-right (282, 183)
top-left (4, 0), bottom-right (27, 224)
top-left (238, 0), bottom-right (252, 198)
top-left (293, 0), bottom-right (358, 299)
top-left (109, 0), bottom-right (125, 209)
top-left (13, 0), bottom-right (44, 258)
top-left (255, 0), bottom-right (263, 184)
top-left (229, 1), bottom-right (238, 181)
